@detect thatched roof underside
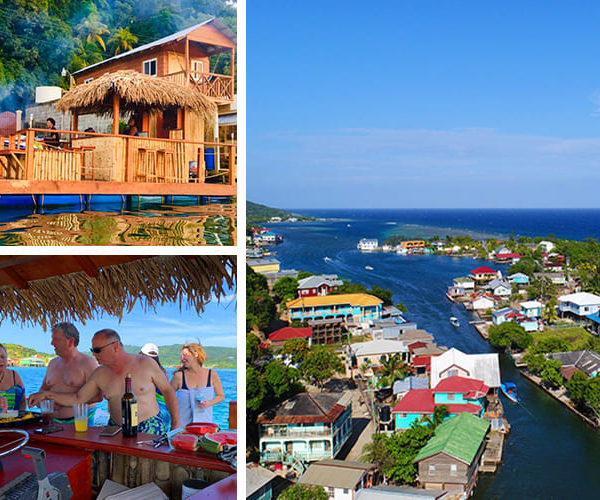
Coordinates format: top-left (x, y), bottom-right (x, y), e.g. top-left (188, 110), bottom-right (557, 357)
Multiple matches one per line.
top-left (57, 70), bottom-right (217, 118)
top-left (0, 255), bottom-right (235, 329)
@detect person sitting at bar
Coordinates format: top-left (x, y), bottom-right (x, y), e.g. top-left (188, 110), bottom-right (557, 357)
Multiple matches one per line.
top-left (0, 343), bottom-right (26, 412)
top-left (170, 343), bottom-right (225, 427)
top-left (43, 117), bottom-right (61, 148)
top-left (139, 343), bottom-right (171, 430)
top-left (29, 329), bottom-right (180, 435)
top-left (122, 117), bottom-right (139, 136)
top-left (40, 322), bottom-right (100, 424)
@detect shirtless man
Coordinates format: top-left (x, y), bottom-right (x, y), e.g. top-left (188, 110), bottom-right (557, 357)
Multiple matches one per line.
top-left (41, 323), bottom-right (99, 421)
top-left (29, 329), bottom-right (180, 435)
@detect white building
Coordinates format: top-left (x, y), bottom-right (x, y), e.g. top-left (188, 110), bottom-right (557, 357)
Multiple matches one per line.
top-left (299, 460), bottom-right (378, 500)
top-left (430, 347), bottom-right (501, 389)
top-left (558, 292), bottom-right (600, 318)
top-left (357, 239), bottom-right (378, 252)
top-left (538, 241), bottom-right (556, 253)
top-left (471, 295), bottom-right (495, 311)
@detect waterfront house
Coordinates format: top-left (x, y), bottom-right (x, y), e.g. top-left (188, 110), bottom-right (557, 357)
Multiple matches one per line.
top-left (400, 240), bottom-right (426, 249)
top-left (558, 292), bottom-right (600, 319)
top-left (247, 258), bottom-right (281, 275)
top-left (470, 266), bottom-right (499, 282)
top-left (453, 277), bottom-right (475, 291)
top-left (430, 348), bottom-right (500, 390)
top-left (258, 392), bottom-right (352, 465)
top-left (254, 231), bottom-right (283, 245)
top-left (534, 271), bottom-right (567, 286)
top-left (297, 275), bottom-right (343, 297)
top-left (487, 279), bottom-right (512, 297)
top-left (469, 294), bottom-right (496, 312)
top-left (508, 273), bottom-right (530, 285)
top-left (268, 327), bottom-right (313, 351)
top-left (399, 329), bottom-right (434, 344)
top-left (492, 308), bottom-right (538, 332)
top-left (286, 293), bottom-right (383, 324)
top-left (413, 413), bottom-right (490, 497)
top-left (298, 460), bottom-right (378, 500)
top-left (355, 485), bottom-right (448, 500)
top-left (495, 252), bottom-right (521, 264)
top-left (246, 465), bottom-right (277, 500)
top-left (447, 285), bottom-right (467, 300)
top-left (547, 350), bottom-right (600, 378)
top-left (520, 300), bottom-right (543, 318)
top-left (19, 355), bottom-right (46, 367)
top-left (492, 307), bottom-right (516, 325)
top-left (392, 376), bottom-right (487, 430)
top-left (357, 239), bottom-right (378, 252)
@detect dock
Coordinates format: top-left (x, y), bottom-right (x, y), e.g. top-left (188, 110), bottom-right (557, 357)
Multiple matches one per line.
top-left (480, 393), bottom-right (510, 473)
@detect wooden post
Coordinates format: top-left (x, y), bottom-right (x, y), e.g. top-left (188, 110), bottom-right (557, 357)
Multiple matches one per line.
top-left (185, 37), bottom-right (190, 86)
top-left (112, 94), bottom-right (120, 134)
top-left (24, 129), bottom-right (34, 180)
top-left (230, 47), bottom-right (235, 98)
top-left (125, 137), bottom-right (135, 183)
top-left (73, 112), bottom-right (78, 133)
top-left (228, 144), bottom-right (236, 186)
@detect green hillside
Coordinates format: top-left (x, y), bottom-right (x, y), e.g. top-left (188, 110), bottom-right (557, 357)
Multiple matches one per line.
top-left (2, 344), bottom-right (54, 363)
top-left (123, 344), bottom-right (236, 369)
top-left (247, 201), bottom-right (311, 224)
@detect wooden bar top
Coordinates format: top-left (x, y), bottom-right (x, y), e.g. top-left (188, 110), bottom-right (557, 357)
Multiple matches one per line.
top-left (26, 425), bottom-right (235, 473)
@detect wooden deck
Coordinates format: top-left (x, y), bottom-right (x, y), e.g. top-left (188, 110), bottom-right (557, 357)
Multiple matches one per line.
top-left (0, 129), bottom-right (236, 196)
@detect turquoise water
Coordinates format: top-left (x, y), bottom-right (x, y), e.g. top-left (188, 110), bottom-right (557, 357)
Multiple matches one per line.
top-left (15, 367), bottom-right (236, 430)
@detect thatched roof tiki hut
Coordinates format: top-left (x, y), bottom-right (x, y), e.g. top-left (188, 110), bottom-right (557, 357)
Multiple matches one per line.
top-left (56, 71), bottom-right (227, 185)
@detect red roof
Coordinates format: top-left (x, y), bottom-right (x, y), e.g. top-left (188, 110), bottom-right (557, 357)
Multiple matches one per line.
top-left (471, 266), bottom-right (497, 274)
top-left (408, 341), bottom-right (428, 352)
top-left (269, 327), bottom-right (313, 341)
top-left (496, 253), bottom-right (521, 259)
top-left (412, 355), bottom-right (432, 371)
top-left (434, 376), bottom-right (489, 396)
top-left (392, 389), bottom-right (434, 414)
top-left (444, 403), bottom-right (482, 414)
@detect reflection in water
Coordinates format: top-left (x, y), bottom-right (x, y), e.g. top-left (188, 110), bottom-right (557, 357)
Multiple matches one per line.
top-left (0, 202), bottom-right (236, 246)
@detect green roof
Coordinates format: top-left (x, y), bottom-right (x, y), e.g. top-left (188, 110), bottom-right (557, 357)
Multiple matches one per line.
top-left (454, 277), bottom-right (473, 283)
top-left (413, 413), bottom-right (490, 465)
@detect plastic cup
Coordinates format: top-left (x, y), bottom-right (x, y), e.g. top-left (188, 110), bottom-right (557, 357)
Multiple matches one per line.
top-left (73, 403), bottom-right (88, 432)
top-left (40, 399), bottom-right (54, 425)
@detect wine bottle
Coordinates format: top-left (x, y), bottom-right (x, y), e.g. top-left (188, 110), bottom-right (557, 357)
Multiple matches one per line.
top-left (121, 373), bottom-right (138, 437)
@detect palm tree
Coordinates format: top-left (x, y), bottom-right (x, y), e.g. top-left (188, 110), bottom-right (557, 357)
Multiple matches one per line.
top-left (76, 12), bottom-right (109, 51)
top-left (361, 433), bottom-right (393, 481)
top-left (426, 405), bottom-right (449, 430)
top-left (108, 27), bottom-right (138, 55)
top-left (378, 353), bottom-right (411, 388)
top-left (543, 297), bottom-right (559, 325)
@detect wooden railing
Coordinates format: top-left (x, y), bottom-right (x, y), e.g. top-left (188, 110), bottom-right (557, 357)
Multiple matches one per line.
top-left (0, 128), bottom-right (236, 186)
top-left (162, 71), bottom-right (234, 101)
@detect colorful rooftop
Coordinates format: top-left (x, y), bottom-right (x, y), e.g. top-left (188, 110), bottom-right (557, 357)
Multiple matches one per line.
top-left (286, 293), bottom-right (383, 308)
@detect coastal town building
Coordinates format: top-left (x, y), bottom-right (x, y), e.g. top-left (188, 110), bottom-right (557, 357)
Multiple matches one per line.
top-left (413, 413), bottom-right (490, 497)
top-left (430, 348), bottom-right (501, 390)
top-left (355, 485), bottom-right (448, 500)
top-left (534, 272), bottom-right (567, 286)
top-left (268, 327), bottom-right (312, 350)
top-left (297, 275), bottom-right (343, 297)
top-left (558, 292), bottom-right (600, 319)
top-left (520, 300), bottom-right (543, 318)
top-left (393, 375), bottom-right (429, 398)
top-left (286, 294), bottom-right (383, 324)
top-left (246, 465), bottom-right (278, 500)
top-left (258, 392), bottom-right (352, 465)
top-left (392, 376), bottom-right (488, 430)
top-left (453, 277), bottom-right (475, 291)
top-left (492, 308), bottom-right (538, 331)
top-left (469, 294), bottom-right (496, 311)
top-left (248, 257), bottom-right (281, 275)
top-left (350, 340), bottom-right (408, 375)
top-left (547, 350), bottom-right (600, 378)
top-left (298, 460), bottom-right (378, 500)
top-left (470, 266), bottom-right (499, 282)
top-left (486, 279), bottom-right (512, 297)
top-left (357, 239), bottom-right (378, 252)
top-left (253, 231), bottom-right (283, 245)
top-left (308, 318), bottom-right (346, 345)
top-left (508, 273), bottom-right (530, 285)
top-left (538, 241), bottom-right (556, 253)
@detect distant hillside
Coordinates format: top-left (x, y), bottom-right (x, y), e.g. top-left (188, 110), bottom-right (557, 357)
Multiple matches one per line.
top-left (3, 344), bottom-right (54, 363)
top-left (123, 344), bottom-right (236, 369)
top-left (247, 201), bottom-right (312, 224)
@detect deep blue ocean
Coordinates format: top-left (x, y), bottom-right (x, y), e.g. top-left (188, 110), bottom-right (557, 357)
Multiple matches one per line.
top-left (264, 208), bottom-right (600, 499)
top-left (15, 367), bottom-right (236, 431)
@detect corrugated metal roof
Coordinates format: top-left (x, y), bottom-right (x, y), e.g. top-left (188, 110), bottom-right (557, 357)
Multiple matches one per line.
top-left (257, 392), bottom-right (350, 424)
top-left (74, 18), bottom-right (235, 75)
top-left (299, 460), bottom-right (375, 489)
top-left (287, 293), bottom-right (382, 309)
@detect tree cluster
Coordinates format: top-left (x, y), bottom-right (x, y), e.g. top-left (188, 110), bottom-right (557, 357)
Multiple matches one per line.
top-left (247, 265), bottom-right (276, 332)
top-left (488, 323), bottom-right (533, 352)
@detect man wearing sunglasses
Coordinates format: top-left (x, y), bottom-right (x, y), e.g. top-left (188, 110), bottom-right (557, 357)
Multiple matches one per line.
top-left (29, 328), bottom-right (181, 435)
top-left (38, 322), bottom-right (101, 424)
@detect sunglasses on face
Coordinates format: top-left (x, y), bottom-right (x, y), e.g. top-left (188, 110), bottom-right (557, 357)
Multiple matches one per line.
top-left (90, 340), bottom-right (118, 354)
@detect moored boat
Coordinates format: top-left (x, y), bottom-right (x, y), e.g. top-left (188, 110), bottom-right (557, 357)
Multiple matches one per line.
top-left (501, 382), bottom-right (519, 403)
top-left (450, 317), bottom-right (460, 327)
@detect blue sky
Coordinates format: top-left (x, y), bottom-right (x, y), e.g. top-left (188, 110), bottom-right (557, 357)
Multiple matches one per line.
top-left (248, 1), bottom-right (600, 208)
top-left (0, 291), bottom-right (236, 353)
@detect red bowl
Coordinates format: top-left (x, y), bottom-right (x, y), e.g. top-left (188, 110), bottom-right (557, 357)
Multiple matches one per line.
top-left (185, 422), bottom-right (220, 436)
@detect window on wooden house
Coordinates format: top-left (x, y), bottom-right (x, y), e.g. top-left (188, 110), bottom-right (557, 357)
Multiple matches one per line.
top-left (448, 369), bottom-right (458, 377)
top-left (327, 487), bottom-right (335, 498)
top-left (191, 60), bottom-right (205, 81)
top-left (450, 464), bottom-right (458, 476)
top-left (429, 464), bottom-right (436, 475)
top-left (143, 58), bottom-right (157, 76)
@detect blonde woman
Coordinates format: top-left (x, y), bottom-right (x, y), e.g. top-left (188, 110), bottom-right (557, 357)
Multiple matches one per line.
top-left (0, 344), bottom-right (26, 412)
top-left (170, 343), bottom-right (224, 426)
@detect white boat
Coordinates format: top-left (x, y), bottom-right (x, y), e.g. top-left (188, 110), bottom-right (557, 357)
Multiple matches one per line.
top-left (450, 317), bottom-right (460, 327)
top-left (324, 256), bottom-right (332, 262)
top-left (365, 265), bottom-right (374, 271)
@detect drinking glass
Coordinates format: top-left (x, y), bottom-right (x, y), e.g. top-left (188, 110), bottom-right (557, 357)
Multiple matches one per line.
top-left (73, 403), bottom-right (88, 432)
top-left (40, 399), bottom-right (54, 425)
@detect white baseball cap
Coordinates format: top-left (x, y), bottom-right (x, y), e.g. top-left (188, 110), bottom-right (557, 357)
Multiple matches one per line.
top-left (140, 343), bottom-right (159, 356)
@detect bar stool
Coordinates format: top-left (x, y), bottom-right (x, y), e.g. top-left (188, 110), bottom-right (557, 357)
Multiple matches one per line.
top-left (157, 149), bottom-right (175, 182)
top-left (137, 148), bottom-right (157, 182)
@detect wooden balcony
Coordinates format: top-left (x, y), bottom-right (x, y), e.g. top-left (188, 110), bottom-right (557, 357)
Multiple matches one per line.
top-left (162, 71), bottom-right (234, 102)
top-left (0, 129), bottom-right (236, 196)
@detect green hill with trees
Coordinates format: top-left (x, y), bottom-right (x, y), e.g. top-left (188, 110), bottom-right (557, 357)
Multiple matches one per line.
top-left (2, 344), bottom-right (54, 363)
top-left (247, 201), bottom-right (311, 224)
top-left (123, 344), bottom-right (236, 369)
top-left (0, 0), bottom-right (236, 110)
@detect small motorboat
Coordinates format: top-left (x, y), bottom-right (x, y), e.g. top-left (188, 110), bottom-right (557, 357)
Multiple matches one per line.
top-left (450, 317), bottom-right (460, 327)
top-left (365, 265), bottom-right (374, 271)
top-left (501, 382), bottom-right (519, 403)
top-left (324, 256), bottom-right (332, 262)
